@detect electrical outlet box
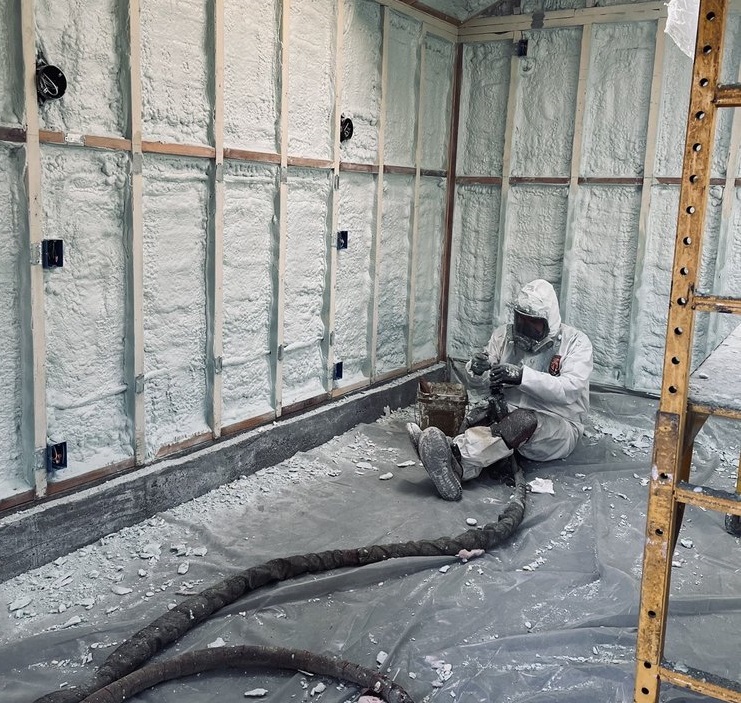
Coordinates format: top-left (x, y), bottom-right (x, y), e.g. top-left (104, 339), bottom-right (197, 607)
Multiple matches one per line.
top-left (337, 231), bottom-right (348, 250)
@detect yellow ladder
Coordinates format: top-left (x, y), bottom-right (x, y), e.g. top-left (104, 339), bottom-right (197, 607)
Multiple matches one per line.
top-left (633, 1), bottom-right (741, 702)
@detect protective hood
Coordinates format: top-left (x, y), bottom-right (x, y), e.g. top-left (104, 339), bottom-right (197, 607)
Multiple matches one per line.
top-left (514, 279), bottom-right (562, 338)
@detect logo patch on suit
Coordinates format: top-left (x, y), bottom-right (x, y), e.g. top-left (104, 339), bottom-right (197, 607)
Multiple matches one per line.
top-left (549, 355), bottom-right (562, 376)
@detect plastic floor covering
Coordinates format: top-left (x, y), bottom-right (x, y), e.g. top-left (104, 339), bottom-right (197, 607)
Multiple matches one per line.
top-left (1, 390), bottom-right (740, 703)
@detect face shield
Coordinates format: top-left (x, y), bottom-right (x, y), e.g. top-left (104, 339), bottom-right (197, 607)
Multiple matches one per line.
top-left (513, 309), bottom-right (549, 351)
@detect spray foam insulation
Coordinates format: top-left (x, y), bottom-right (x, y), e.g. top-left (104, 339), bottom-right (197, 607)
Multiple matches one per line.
top-left (288, 0), bottom-right (335, 161)
top-left (376, 174), bottom-right (414, 373)
top-left (421, 36), bottom-right (453, 172)
top-left (581, 22), bottom-right (655, 178)
top-left (384, 12), bottom-right (421, 168)
top-left (141, 0), bottom-right (211, 145)
top-left (510, 27), bottom-right (581, 178)
top-left (222, 163), bottom-right (278, 425)
top-left (224, 0), bottom-right (280, 153)
top-left (0, 146), bottom-right (24, 493)
top-left (282, 168), bottom-right (332, 405)
top-left (457, 42), bottom-right (511, 177)
top-left (335, 172), bottom-right (376, 386)
top-left (41, 146), bottom-right (132, 477)
top-left (35, 0), bottom-right (125, 137)
top-left (142, 155), bottom-right (210, 457)
top-left (340, 0), bottom-right (382, 165)
top-left (447, 184), bottom-right (502, 360)
top-left (412, 177), bottom-right (447, 362)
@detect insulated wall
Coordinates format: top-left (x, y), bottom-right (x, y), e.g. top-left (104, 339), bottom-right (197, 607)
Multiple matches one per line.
top-left (0, 0), bottom-right (454, 504)
top-left (449, 11), bottom-right (741, 392)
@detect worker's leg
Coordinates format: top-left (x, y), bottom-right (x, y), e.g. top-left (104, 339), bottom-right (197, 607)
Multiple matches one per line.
top-left (515, 411), bottom-right (579, 462)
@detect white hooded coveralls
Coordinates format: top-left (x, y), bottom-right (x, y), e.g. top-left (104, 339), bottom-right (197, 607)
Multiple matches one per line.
top-left (455, 279), bottom-right (593, 480)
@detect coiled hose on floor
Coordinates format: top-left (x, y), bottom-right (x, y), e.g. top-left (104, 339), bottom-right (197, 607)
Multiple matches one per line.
top-left (34, 457), bottom-right (527, 703)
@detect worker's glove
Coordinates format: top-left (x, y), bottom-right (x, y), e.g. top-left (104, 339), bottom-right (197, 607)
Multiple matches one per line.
top-left (469, 352), bottom-right (491, 376)
top-left (490, 363), bottom-right (523, 389)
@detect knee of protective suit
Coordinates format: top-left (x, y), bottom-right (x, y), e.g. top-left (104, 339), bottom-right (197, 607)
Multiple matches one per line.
top-left (491, 408), bottom-right (537, 449)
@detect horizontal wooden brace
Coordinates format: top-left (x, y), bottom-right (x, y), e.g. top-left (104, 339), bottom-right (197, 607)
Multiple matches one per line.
top-left (287, 155), bottom-right (333, 169)
top-left (716, 83), bottom-right (741, 108)
top-left (394, 0), bottom-right (460, 26)
top-left (221, 410), bottom-right (277, 437)
top-left (0, 126), bottom-right (27, 143)
top-left (420, 168), bottom-right (447, 177)
top-left (456, 175), bottom-right (503, 185)
top-left (660, 663), bottom-right (741, 703)
top-left (675, 481), bottom-right (741, 515)
top-left (509, 176), bottom-right (569, 185)
top-left (693, 293), bottom-right (741, 314)
top-left (384, 164), bottom-right (417, 176)
top-left (142, 140), bottom-right (216, 158)
top-left (223, 147), bottom-right (281, 164)
top-left (154, 431), bottom-right (213, 459)
top-left (655, 176), bottom-right (727, 186)
top-left (578, 176), bottom-right (642, 185)
top-left (340, 162), bottom-right (379, 174)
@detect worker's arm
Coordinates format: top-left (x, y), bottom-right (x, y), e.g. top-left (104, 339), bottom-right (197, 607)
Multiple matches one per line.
top-left (519, 332), bottom-right (593, 406)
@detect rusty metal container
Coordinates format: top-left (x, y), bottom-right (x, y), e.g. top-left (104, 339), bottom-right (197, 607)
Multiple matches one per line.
top-left (416, 382), bottom-right (468, 436)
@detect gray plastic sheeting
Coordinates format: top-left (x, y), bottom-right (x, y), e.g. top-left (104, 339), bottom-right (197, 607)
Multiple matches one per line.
top-left (1, 391), bottom-right (740, 703)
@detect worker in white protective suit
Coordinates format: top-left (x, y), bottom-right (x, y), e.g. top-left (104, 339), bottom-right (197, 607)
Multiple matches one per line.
top-left (407, 279), bottom-right (593, 501)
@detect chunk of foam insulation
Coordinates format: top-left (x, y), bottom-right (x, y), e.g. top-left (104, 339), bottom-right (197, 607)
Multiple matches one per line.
top-left (447, 184), bottom-right (501, 359)
top-left (457, 42), bottom-right (511, 177)
top-left (35, 0), bottom-right (125, 136)
top-left (497, 186), bottom-right (568, 319)
top-left (224, 0), bottom-right (279, 152)
top-left (0, 1), bottom-right (22, 125)
top-left (140, 0), bottom-right (211, 145)
top-left (563, 186), bottom-right (641, 384)
top-left (142, 156), bottom-right (209, 457)
top-left (420, 36), bottom-right (453, 172)
top-left (509, 27), bottom-right (581, 178)
top-left (282, 169), bottom-right (331, 404)
top-left (376, 175), bottom-right (414, 374)
top-left (288, 0), bottom-right (334, 160)
top-left (222, 163), bottom-right (277, 425)
top-left (384, 11), bottom-right (421, 168)
top-left (42, 146), bottom-right (132, 473)
top-left (412, 178), bottom-right (446, 363)
top-left (0, 146), bottom-right (24, 495)
top-left (335, 173), bottom-right (375, 385)
top-left (340, 0), bottom-right (382, 165)
top-left (581, 22), bottom-right (655, 178)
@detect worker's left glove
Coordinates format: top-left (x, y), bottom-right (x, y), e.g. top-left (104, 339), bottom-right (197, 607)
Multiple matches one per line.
top-left (490, 363), bottom-right (523, 389)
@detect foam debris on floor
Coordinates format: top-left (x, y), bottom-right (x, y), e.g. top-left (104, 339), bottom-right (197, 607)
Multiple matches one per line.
top-left (1, 392), bottom-right (739, 702)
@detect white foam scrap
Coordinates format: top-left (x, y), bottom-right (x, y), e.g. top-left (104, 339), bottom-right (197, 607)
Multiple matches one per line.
top-left (8, 596), bottom-right (32, 612)
top-left (439, 564), bottom-right (451, 574)
top-left (376, 650), bottom-right (388, 665)
top-left (310, 682), bottom-right (326, 695)
top-left (62, 616), bottom-right (82, 628)
top-left (396, 460), bottom-right (415, 467)
top-left (457, 548), bottom-right (484, 562)
top-left (466, 517), bottom-right (477, 526)
top-left (244, 689), bottom-right (268, 697)
top-left (208, 637), bottom-right (226, 648)
top-left (680, 538), bottom-right (694, 549)
top-left (379, 472), bottom-right (393, 480)
top-left (356, 461), bottom-right (373, 470)
top-left (110, 585), bottom-right (132, 595)
top-left (193, 546), bottom-right (208, 557)
top-left (178, 562), bottom-right (190, 575)
top-left (528, 478), bottom-right (555, 495)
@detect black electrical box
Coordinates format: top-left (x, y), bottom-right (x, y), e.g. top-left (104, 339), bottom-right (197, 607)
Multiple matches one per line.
top-left (42, 239), bottom-right (64, 268)
top-left (47, 442), bottom-right (67, 471)
top-left (337, 231), bottom-right (348, 250)
top-left (333, 361), bottom-right (343, 380)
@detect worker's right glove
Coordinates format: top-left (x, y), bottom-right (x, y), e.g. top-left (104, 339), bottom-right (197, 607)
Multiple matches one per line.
top-left (469, 352), bottom-right (491, 376)
top-left (490, 363), bottom-right (523, 388)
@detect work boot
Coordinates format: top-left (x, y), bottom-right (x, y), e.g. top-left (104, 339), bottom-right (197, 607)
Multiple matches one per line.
top-left (490, 408), bottom-right (537, 449)
top-left (418, 427), bottom-right (462, 501)
top-left (406, 422), bottom-right (422, 455)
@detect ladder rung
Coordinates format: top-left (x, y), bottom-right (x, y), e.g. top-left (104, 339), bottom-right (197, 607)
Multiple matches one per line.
top-left (660, 661), bottom-right (741, 703)
top-left (693, 294), bottom-right (741, 314)
top-left (675, 481), bottom-right (741, 515)
top-left (716, 83), bottom-right (741, 108)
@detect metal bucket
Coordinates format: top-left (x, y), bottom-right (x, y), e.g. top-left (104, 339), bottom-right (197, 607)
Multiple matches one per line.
top-left (416, 382), bottom-right (468, 437)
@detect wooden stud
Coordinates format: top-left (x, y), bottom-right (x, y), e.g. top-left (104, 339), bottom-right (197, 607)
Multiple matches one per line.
top-left (128, 0), bottom-right (146, 464)
top-left (207, 0), bottom-right (225, 439)
top-left (437, 42), bottom-right (463, 361)
top-left (558, 22), bottom-right (592, 324)
top-left (273, 0), bottom-right (290, 415)
top-left (20, 0), bottom-right (48, 498)
top-left (625, 17), bottom-right (666, 389)
top-left (324, 0), bottom-right (345, 391)
top-left (491, 33), bottom-right (522, 326)
top-left (369, 7), bottom-right (390, 380)
top-left (406, 30), bottom-right (427, 369)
